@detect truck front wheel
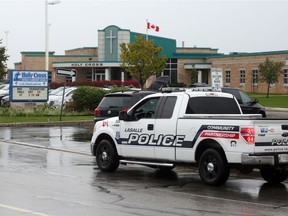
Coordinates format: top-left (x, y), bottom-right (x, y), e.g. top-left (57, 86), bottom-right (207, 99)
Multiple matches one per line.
top-left (198, 149), bottom-right (230, 186)
top-left (260, 167), bottom-right (288, 184)
top-left (96, 140), bottom-right (119, 172)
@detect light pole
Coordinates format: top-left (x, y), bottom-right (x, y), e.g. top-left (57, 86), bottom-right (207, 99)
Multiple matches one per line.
top-left (4, 30), bottom-right (9, 48)
top-left (45, 0), bottom-right (61, 71)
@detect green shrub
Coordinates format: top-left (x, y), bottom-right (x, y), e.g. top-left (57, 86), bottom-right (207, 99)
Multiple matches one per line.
top-left (33, 103), bottom-right (57, 115)
top-left (72, 86), bottom-right (107, 112)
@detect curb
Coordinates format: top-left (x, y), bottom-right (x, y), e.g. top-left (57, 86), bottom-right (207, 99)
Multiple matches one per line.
top-left (0, 120), bottom-right (94, 128)
top-left (265, 107), bottom-right (288, 112)
top-left (2, 140), bottom-right (92, 156)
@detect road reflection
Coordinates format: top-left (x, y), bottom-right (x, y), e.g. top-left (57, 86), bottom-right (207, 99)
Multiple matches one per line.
top-left (0, 126), bottom-right (92, 154)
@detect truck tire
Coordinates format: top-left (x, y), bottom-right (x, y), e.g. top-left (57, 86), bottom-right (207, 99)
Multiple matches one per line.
top-left (96, 140), bottom-right (119, 172)
top-left (198, 149), bottom-right (230, 186)
top-left (260, 167), bottom-right (288, 184)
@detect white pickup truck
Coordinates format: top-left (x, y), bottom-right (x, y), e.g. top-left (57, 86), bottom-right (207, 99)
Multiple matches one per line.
top-left (91, 91), bottom-right (288, 185)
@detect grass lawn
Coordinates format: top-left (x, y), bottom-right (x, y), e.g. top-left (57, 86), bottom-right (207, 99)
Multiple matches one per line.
top-left (249, 93), bottom-right (288, 108)
top-left (0, 115), bottom-right (93, 124)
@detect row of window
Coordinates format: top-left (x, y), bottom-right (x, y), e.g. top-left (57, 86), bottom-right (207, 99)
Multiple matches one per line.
top-left (84, 58), bottom-right (179, 83)
top-left (225, 69), bottom-right (288, 84)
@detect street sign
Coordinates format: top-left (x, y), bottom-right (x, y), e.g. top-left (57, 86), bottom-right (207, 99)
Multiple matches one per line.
top-left (57, 68), bottom-right (77, 77)
top-left (211, 68), bottom-right (223, 91)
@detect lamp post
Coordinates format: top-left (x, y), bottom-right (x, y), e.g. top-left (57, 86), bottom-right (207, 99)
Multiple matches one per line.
top-left (45, 0), bottom-right (61, 71)
top-left (4, 30), bottom-right (9, 48)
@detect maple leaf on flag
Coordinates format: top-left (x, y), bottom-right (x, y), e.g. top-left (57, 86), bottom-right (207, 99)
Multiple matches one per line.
top-left (147, 22), bottom-right (159, 32)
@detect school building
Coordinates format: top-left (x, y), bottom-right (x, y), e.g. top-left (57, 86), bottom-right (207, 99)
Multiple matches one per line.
top-left (14, 25), bottom-right (288, 93)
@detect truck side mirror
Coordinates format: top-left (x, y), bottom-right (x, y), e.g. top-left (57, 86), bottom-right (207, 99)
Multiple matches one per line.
top-left (119, 110), bottom-right (128, 121)
top-left (253, 98), bottom-right (259, 104)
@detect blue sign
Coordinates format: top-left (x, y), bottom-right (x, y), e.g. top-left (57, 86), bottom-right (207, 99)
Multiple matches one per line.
top-left (10, 70), bottom-right (49, 102)
top-left (11, 70), bottom-right (48, 87)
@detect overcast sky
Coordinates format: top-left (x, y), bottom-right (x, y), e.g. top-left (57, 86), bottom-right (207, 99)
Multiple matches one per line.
top-left (1, 0), bottom-right (288, 68)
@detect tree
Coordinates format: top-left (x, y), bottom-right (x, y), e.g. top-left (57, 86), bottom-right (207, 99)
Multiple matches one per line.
top-left (189, 64), bottom-right (198, 85)
top-left (120, 35), bottom-right (167, 89)
top-left (258, 58), bottom-right (285, 98)
top-left (0, 39), bottom-right (9, 81)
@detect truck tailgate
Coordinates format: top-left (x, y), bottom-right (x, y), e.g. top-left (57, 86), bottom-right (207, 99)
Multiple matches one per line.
top-left (254, 119), bottom-right (288, 154)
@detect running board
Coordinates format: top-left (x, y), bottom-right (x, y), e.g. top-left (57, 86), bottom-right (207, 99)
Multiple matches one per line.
top-left (120, 159), bottom-right (174, 167)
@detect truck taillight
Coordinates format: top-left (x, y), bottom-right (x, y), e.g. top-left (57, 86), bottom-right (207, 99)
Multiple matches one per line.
top-left (240, 127), bottom-right (255, 143)
top-left (94, 108), bottom-right (100, 116)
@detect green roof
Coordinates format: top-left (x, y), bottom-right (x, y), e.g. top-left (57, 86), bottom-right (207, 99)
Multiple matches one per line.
top-left (98, 25), bottom-right (130, 32)
top-left (210, 50), bottom-right (288, 58)
top-left (172, 52), bottom-right (224, 59)
top-left (130, 32), bottom-right (176, 58)
top-left (21, 51), bottom-right (55, 56)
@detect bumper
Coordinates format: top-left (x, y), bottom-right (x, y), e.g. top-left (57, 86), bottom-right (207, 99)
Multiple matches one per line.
top-left (90, 142), bottom-right (95, 156)
top-left (242, 152), bottom-right (288, 166)
top-left (93, 117), bottom-right (106, 124)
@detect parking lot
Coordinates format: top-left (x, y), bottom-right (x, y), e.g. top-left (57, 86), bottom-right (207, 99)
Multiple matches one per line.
top-left (1, 124), bottom-right (288, 215)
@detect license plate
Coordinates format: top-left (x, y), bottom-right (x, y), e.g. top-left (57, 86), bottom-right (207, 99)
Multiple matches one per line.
top-left (278, 154), bottom-right (288, 163)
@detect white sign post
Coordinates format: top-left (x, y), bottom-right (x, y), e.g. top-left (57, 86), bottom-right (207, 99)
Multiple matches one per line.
top-left (56, 68), bottom-right (77, 121)
top-left (211, 68), bottom-right (223, 91)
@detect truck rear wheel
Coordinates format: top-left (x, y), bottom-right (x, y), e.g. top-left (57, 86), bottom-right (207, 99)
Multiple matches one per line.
top-left (260, 167), bottom-right (288, 184)
top-left (96, 140), bottom-right (119, 172)
top-left (198, 149), bottom-right (230, 186)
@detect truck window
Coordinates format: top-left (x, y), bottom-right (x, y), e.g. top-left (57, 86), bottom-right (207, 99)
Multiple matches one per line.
top-left (186, 97), bottom-right (241, 114)
top-left (133, 97), bottom-right (160, 120)
top-left (159, 96), bottom-right (177, 118)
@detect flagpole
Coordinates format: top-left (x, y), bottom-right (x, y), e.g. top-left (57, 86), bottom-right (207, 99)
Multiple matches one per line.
top-left (146, 19), bottom-right (148, 40)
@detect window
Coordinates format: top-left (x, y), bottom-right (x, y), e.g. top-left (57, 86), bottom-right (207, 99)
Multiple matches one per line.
top-left (92, 68), bottom-right (105, 81)
top-left (159, 96), bottom-right (177, 118)
top-left (252, 70), bottom-right (258, 85)
top-left (163, 58), bottom-right (178, 84)
top-left (284, 69), bottom-right (288, 84)
top-left (240, 70), bottom-right (245, 84)
top-left (225, 70), bottom-right (231, 84)
top-left (133, 97), bottom-right (160, 119)
top-left (185, 97), bottom-right (241, 114)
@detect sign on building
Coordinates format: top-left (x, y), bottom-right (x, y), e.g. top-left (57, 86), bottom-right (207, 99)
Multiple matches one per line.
top-left (211, 68), bottom-right (223, 91)
top-left (9, 70), bottom-right (49, 102)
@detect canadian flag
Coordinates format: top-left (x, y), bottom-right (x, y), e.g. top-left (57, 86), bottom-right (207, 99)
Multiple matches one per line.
top-left (147, 22), bottom-right (159, 32)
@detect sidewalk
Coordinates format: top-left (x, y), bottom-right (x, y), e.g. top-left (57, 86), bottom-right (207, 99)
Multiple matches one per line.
top-left (0, 120), bottom-right (94, 128)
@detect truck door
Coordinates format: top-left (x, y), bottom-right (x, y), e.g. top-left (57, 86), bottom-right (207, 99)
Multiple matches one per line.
top-left (154, 95), bottom-right (183, 160)
top-left (119, 96), bottom-right (160, 159)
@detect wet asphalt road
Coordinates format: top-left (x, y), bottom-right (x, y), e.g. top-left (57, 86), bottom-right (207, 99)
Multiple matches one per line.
top-left (1, 138), bottom-right (288, 216)
top-left (1, 111), bottom-right (288, 215)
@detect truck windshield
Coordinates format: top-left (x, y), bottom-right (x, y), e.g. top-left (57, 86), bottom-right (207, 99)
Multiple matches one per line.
top-left (186, 97), bottom-right (241, 114)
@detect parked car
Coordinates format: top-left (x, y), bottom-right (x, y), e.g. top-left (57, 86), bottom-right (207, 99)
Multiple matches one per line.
top-left (0, 84), bottom-right (9, 106)
top-left (0, 84), bottom-right (7, 89)
top-left (94, 90), bottom-right (155, 123)
top-left (93, 76), bottom-right (172, 123)
top-left (221, 87), bottom-right (266, 117)
top-left (189, 84), bottom-right (266, 117)
top-left (189, 82), bottom-right (210, 87)
top-left (48, 87), bottom-right (77, 108)
top-left (148, 75), bottom-right (170, 91)
top-left (49, 86), bottom-right (65, 95)
top-left (1, 95), bottom-right (9, 107)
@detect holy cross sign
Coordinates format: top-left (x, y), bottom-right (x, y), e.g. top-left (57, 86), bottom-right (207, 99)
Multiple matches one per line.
top-left (106, 30), bottom-right (116, 54)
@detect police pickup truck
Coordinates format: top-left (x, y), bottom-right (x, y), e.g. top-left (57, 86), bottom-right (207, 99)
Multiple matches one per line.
top-left (91, 91), bottom-right (288, 185)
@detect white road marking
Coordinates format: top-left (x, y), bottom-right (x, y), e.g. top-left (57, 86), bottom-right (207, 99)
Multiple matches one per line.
top-left (0, 203), bottom-right (48, 216)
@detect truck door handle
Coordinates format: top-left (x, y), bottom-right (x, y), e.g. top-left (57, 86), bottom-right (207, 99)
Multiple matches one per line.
top-left (148, 124), bottom-right (154, 130)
